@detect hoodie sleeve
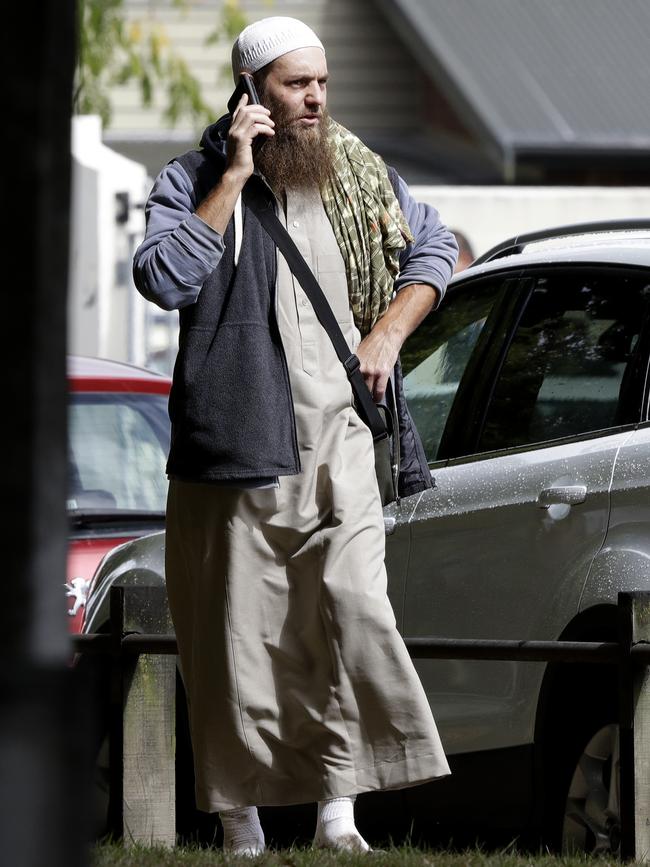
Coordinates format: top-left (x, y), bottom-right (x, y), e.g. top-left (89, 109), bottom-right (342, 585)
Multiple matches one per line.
top-left (394, 174), bottom-right (458, 309)
top-left (133, 161), bottom-right (225, 311)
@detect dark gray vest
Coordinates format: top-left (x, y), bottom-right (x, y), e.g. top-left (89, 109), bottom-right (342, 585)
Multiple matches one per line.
top-left (166, 153), bottom-right (300, 481)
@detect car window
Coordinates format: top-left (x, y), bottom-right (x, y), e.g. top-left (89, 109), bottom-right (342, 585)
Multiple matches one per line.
top-left (68, 393), bottom-right (170, 512)
top-left (401, 278), bottom-right (503, 462)
top-left (478, 269), bottom-right (650, 452)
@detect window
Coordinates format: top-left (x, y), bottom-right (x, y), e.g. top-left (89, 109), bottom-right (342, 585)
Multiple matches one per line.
top-left (68, 393), bottom-right (170, 513)
top-left (401, 279), bottom-right (503, 462)
top-left (477, 269), bottom-right (649, 453)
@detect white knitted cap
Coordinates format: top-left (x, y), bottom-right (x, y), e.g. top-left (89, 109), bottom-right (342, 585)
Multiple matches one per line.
top-left (232, 17), bottom-right (325, 81)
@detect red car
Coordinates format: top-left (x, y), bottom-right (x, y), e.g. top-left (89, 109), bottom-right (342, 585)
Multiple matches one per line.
top-left (66, 356), bottom-right (171, 632)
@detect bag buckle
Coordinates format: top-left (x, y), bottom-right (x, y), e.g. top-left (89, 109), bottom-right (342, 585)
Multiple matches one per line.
top-left (344, 354), bottom-right (360, 378)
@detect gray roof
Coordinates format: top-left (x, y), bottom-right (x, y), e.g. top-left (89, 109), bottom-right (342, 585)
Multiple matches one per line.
top-left (375, 0), bottom-right (650, 163)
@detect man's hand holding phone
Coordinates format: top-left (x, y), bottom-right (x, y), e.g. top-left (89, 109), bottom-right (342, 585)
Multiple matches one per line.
top-left (194, 74), bottom-right (273, 235)
top-left (226, 74), bottom-right (274, 181)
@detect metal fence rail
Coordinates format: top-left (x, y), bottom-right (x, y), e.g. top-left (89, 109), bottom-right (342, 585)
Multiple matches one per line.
top-left (72, 587), bottom-right (650, 860)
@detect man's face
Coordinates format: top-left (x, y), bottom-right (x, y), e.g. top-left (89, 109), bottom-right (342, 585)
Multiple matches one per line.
top-left (260, 47), bottom-right (329, 133)
top-left (253, 46), bottom-right (333, 191)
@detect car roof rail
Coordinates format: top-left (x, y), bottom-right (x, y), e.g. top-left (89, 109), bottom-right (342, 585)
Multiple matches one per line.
top-left (472, 218), bottom-right (650, 267)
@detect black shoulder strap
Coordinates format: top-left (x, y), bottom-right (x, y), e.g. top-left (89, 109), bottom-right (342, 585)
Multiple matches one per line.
top-left (243, 182), bottom-right (387, 443)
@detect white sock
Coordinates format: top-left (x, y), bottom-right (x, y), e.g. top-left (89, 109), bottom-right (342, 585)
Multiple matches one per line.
top-left (313, 795), bottom-right (371, 852)
top-left (219, 806), bottom-right (265, 855)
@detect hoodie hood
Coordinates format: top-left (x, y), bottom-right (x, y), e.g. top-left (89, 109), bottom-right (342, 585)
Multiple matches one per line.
top-left (199, 114), bottom-right (230, 165)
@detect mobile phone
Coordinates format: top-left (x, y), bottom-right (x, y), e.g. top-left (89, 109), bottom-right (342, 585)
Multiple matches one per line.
top-left (227, 72), bottom-right (261, 114)
top-left (227, 73), bottom-right (267, 155)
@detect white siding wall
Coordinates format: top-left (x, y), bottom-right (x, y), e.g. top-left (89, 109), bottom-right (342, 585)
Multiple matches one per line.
top-left (70, 117), bottom-right (150, 364)
top-left (109, 0), bottom-right (422, 137)
top-left (414, 186), bottom-right (650, 262)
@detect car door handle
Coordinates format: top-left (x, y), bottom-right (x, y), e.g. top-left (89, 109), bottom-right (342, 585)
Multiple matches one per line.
top-left (537, 485), bottom-right (587, 508)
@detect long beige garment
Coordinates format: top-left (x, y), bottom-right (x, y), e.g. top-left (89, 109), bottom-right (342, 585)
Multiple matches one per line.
top-left (165, 188), bottom-right (450, 812)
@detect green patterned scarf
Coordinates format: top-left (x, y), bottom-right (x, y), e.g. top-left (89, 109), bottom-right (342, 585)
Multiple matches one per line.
top-left (320, 120), bottom-right (414, 337)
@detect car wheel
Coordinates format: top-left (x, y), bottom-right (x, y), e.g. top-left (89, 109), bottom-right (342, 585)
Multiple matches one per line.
top-left (561, 723), bottom-right (620, 854)
top-left (175, 674), bottom-right (221, 845)
top-left (540, 658), bottom-right (618, 854)
top-left (76, 646), bottom-right (137, 840)
top-left (92, 734), bottom-right (111, 837)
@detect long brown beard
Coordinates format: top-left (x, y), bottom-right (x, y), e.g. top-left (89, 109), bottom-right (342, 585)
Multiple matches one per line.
top-left (255, 91), bottom-right (334, 193)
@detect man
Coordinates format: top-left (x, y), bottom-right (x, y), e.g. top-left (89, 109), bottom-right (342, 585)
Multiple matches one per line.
top-left (134, 16), bottom-right (457, 855)
top-left (451, 228), bottom-right (475, 273)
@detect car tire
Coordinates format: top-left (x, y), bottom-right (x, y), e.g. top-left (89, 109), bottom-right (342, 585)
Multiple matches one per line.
top-left (541, 664), bottom-right (619, 854)
top-left (561, 722), bottom-right (620, 854)
top-left (175, 675), bottom-right (220, 846)
top-left (76, 647), bottom-right (139, 840)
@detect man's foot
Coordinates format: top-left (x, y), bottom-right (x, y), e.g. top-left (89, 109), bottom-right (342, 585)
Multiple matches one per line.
top-left (313, 796), bottom-right (371, 852)
top-left (219, 805), bottom-right (265, 856)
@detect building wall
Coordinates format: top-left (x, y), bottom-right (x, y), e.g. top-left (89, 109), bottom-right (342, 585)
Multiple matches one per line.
top-left (70, 117), bottom-right (150, 365)
top-left (107, 0), bottom-right (424, 174)
top-left (415, 185), bottom-right (650, 262)
top-left (105, 0), bottom-right (502, 183)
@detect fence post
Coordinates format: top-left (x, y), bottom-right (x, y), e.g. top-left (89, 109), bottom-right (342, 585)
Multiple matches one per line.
top-left (619, 591), bottom-right (650, 861)
top-left (108, 586), bottom-right (125, 841)
top-left (113, 584), bottom-right (176, 848)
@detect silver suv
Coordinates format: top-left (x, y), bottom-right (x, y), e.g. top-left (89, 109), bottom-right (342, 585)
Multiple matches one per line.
top-left (84, 221), bottom-right (650, 852)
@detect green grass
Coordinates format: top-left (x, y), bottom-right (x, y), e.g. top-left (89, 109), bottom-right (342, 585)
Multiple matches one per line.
top-left (91, 842), bottom-right (632, 867)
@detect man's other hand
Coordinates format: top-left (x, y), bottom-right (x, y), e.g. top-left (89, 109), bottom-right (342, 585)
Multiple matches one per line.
top-left (356, 282), bottom-right (440, 402)
top-left (356, 329), bottom-right (400, 402)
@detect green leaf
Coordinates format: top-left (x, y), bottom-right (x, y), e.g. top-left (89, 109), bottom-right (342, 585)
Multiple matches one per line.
top-left (75, 0), bottom-right (249, 129)
top-left (141, 72), bottom-right (152, 107)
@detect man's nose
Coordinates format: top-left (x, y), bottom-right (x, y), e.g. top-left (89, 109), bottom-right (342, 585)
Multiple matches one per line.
top-left (305, 82), bottom-right (324, 107)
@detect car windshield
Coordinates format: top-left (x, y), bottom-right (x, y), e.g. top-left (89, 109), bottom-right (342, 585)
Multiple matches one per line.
top-left (68, 392), bottom-right (170, 515)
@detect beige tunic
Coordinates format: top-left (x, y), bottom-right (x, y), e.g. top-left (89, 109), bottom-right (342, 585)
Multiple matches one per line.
top-left (165, 188), bottom-right (450, 812)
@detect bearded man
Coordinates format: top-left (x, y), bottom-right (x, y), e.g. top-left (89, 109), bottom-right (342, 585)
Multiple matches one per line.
top-left (134, 16), bottom-right (457, 855)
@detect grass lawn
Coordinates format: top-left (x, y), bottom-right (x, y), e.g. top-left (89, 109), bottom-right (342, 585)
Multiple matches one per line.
top-left (91, 843), bottom-right (630, 867)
